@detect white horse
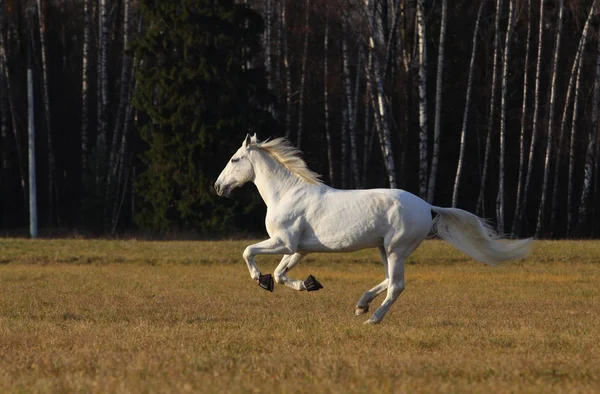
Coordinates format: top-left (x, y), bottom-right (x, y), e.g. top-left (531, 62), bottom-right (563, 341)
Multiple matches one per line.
top-left (214, 134), bottom-right (533, 324)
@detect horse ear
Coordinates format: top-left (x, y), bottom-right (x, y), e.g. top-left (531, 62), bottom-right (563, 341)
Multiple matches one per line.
top-left (243, 133), bottom-right (252, 148)
top-left (251, 133), bottom-right (258, 144)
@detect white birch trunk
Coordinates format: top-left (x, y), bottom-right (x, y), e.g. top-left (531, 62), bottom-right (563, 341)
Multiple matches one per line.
top-left (511, 0), bottom-right (532, 236)
top-left (97, 0), bottom-right (109, 183)
top-left (27, 37), bottom-right (37, 238)
top-left (535, 0), bottom-right (563, 237)
top-left (323, 8), bottom-right (334, 186)
top-left (576, 34), bottom-right (600, 235)
top-left (281, 0), bottom-right (292, 139)
top-left (452, 2), bottom-right (483, 208)
top-left (427, 0), bottom-right (447, 204)
top-left (264, 0), bottom-right (272, 92)
top-left (550, 2), bottom-right (595, 234)
top-left (516, 0), bottom-right (545, 230)
top-left (567, 56), bottom-right (585, 236)
top-left (81, 0), bottom-right (90, 176)
top-left (296, 0), bottom-right (310, 149)
top-left (496, 0), bottom-right (515, 234)
top-left (416, 0), bottom-right (428, 198)
top-left (365, 0), bottom-right (396, 189)
top-left (476, 0), bottom-right (503, 216)
top-left (108, 0), bottom-right (131, 187)
top-left (342, 8), bottom-right (359, 188)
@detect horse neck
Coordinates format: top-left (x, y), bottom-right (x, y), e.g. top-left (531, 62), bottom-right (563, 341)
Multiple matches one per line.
top-left (251, 150), bottom-right (304, 207)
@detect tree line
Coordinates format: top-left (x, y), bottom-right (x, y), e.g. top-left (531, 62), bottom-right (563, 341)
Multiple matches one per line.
top-left (0, 0), bottom-right (599, 238)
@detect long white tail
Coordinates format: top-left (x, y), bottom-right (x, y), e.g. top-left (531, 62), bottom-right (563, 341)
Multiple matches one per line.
top-left (431, 206), bottom-right (533, 266)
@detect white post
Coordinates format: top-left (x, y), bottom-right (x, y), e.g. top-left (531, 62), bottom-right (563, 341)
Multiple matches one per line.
top-left (28, 46), bottom-right (37, 239)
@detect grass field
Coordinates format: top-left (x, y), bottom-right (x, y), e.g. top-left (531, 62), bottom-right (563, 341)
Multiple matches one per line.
top-left (0, 238), bottom-right (599, 393)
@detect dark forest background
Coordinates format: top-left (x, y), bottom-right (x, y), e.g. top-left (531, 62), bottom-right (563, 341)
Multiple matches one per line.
top-left (1, 0), bottom-right (599, 238)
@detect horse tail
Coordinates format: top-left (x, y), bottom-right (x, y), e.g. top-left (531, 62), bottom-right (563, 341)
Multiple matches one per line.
top-left (430, 206), bottom-right (533, 266)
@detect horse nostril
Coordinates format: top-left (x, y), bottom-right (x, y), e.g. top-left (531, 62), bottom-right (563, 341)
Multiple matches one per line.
top-left (214, 183), bottom-right (220, 194)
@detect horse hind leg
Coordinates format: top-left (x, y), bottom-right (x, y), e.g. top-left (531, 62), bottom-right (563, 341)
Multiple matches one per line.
top-left (355, 246), bottom-right (389, 315)
top-left (364, 248), bottom-right (407, 325)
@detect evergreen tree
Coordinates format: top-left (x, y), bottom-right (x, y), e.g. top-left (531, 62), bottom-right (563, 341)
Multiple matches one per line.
top-left (133, 0), bottom-right (274, 232)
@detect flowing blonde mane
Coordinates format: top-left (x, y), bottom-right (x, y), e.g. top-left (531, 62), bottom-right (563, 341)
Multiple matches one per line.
top-left (256, 138), bottom-right (323, 185)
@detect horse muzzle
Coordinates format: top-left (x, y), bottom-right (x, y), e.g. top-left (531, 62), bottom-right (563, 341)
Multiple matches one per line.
top-left (214, 182), bottom-right (232, 197)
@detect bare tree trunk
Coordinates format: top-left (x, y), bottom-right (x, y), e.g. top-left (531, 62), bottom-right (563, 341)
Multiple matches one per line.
top-left (576, 34), bottom-right (600, 236)
top-left (365, 0), bottom-right (396, 189)
top-left (296, 0), bottom-right (309, 149)
top-left (511, 0), bottom-right (532, 236)
top-left (362, 50), bottom-right (372, 188)
top-left (453, 2), bottom-right (483, 208)
top-left (0, 51), bottom-right (7, 216)
top-left (36, 0), bottom-right (58, 226)
top-left (496, 0), bottom-right (515, 234)
top-left (416, 0), bottom-right (428, 198)
top-left (264, 0), bottom-right (272, 92)
top-left (515, 0), bottom-right (545, 231)
top-left (281, 0), bottom-right (291, 139)
top-left (426, 0), bottom-right (447, 204)
top-left (108, 0), bottom-right (132, 187)
top-left (535, 0), bottom-right (563, 237)
top-left (550, 3), bottom-right (595, 235)
top-left (81, 0), bottom-right (90, 177)
top-left (476, 0), bottom-right (503, 217)
top-left (96, 0), bottom-right (109, 194)
top-left (342, 7), bottom-right (360, 188)
top-left (323, 7), bottom-right (334, 186)
top-left (567, 60), bottom-right (589, 236)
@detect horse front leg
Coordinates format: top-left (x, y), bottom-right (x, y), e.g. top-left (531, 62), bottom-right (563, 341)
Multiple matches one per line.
top-left (243, 236), bottom-right (295, 284)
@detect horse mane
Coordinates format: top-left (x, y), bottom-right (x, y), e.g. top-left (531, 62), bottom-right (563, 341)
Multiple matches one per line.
top-left (256, 138), bottom-right (323, 185)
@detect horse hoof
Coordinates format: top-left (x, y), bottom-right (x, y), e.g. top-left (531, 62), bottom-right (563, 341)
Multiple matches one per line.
top-left (363, 318), bottom-right (380, 325)
top-left (355, 306), bottom-right (369, 316)
top-left (258, 274), bottom-right (274, 292)
top-left (304, 275), bottom-right (323, 292)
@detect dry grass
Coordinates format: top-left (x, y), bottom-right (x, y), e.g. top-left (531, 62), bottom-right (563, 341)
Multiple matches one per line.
top-left (0, 238), bottom-right (599, 393)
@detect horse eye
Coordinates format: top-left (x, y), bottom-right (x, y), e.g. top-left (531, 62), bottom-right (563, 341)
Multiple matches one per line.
top-left (231, 158), bottom-right (240, 163)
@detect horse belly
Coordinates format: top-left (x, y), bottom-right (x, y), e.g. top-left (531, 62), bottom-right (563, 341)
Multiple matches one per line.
top-left (297, 210), bottom-right (385, 253)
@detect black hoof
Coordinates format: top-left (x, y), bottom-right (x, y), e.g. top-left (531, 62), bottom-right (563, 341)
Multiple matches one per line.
top-left (258, 274), bottom-right (274, 292)
top-left (304, 275), bottom-right (323, 292)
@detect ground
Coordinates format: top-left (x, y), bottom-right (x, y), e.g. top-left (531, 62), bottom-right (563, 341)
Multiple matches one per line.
top-left (0, 238), bottom-right (599, 393)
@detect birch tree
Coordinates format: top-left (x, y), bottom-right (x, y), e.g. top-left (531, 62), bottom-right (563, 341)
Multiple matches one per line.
top-left (323, 7), bottom-right (334, 185)
top-left (280, 0), bottom-right (291, 139)
top-left (476, 0), bottom-right (502, 216)
top-left (535, 0), bottom-right (563, 237)
top-left (427, 0), bottom-right (447, 204)
top-left (576, 34), bottom-right (600, 235)
top-left (511, 0), bottom-right (532, 236)
top-left (296, 0), bottom-right (309, 149)
top-left (365, 0), bottom-right (396, 188)
top-left (496, 0), bottom-right (515, 234)
top-left (550, 2), bottom-right (595, 234)
top-left (108, 0), bottom-right (132, 189)
top-left (416, 0), bottom-right (428, 198)
top-left (96, 0), bottom-right (109, 190)
top-left (515, 0), bottom-right (545, 232)
top-left (81, 0), bottom-right (91, 176)
top-left (452, 2), bottom-right (483, 208)
top-left (342, 6), bottom-right (359, 188)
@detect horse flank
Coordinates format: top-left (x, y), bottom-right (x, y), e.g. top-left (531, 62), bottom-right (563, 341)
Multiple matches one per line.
top-left (256, 138), bottom-right (323, 185)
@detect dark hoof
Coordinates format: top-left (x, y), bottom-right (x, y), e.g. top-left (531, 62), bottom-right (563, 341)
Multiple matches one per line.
top-left (258, 274), bottom-right (274, 292)
top-left (304, 275), bottom-right (323, 292)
